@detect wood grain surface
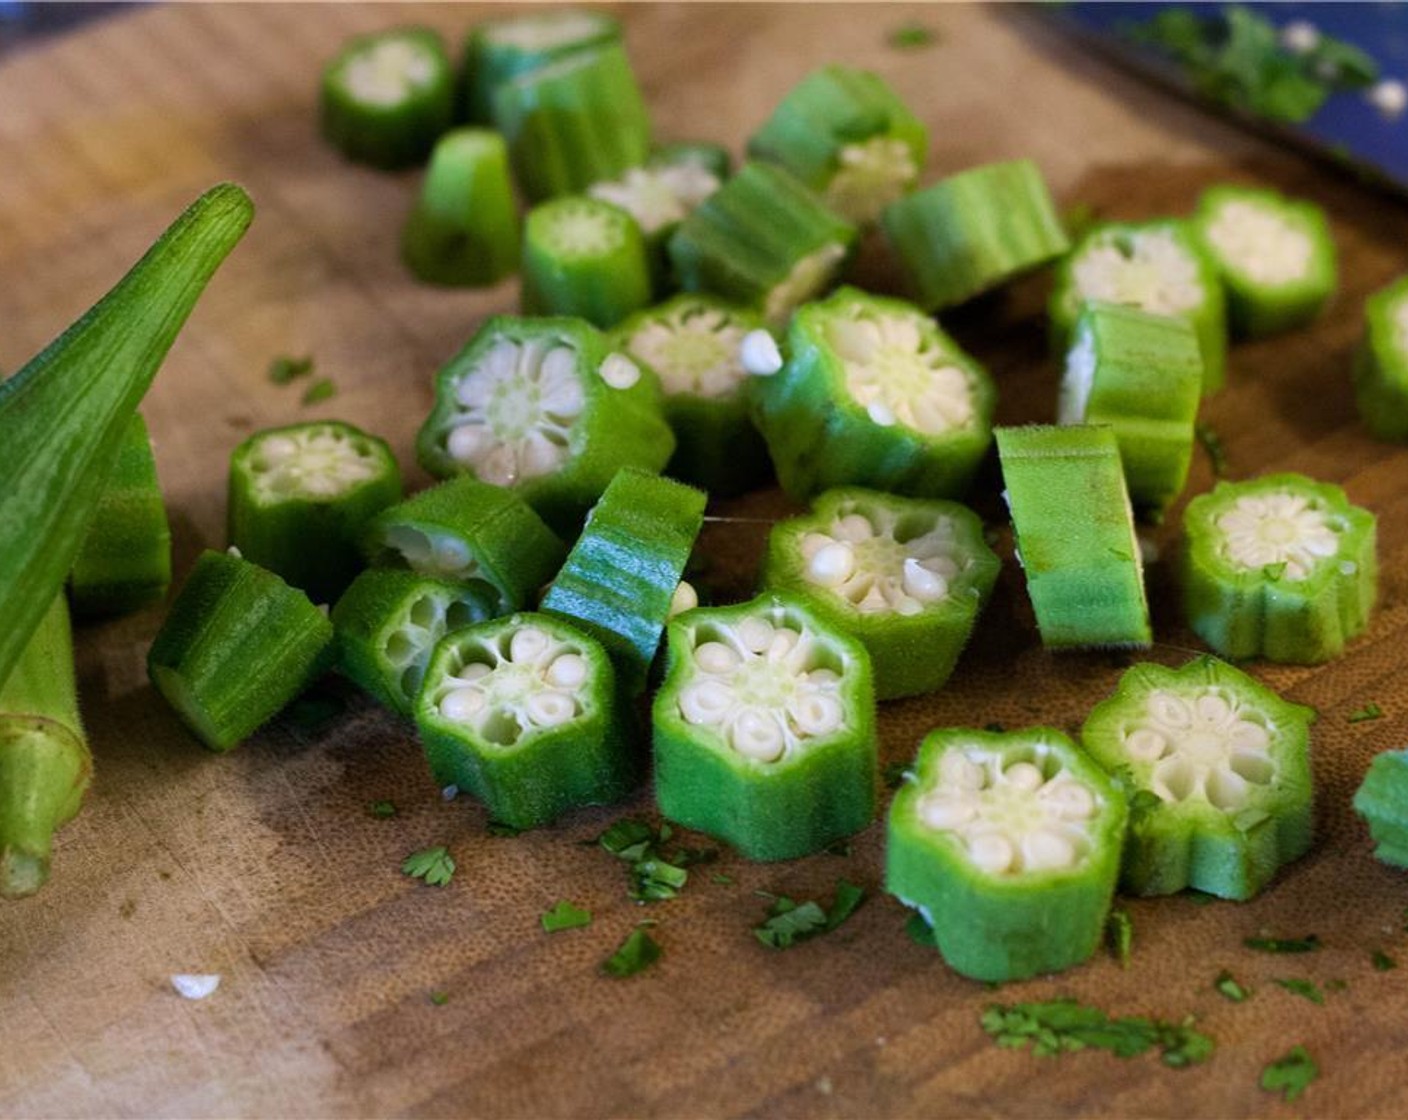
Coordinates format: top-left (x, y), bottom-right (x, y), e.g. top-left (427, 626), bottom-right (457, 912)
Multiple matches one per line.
top-left (3, 4), bottom-right (1408, 1117)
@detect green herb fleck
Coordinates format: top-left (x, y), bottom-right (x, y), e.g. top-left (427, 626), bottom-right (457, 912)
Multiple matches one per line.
top-left (1215, 970), bottom-right (1251, 1002)
top-left (905, 912), bottom-right (939, 949)
top-left (1245, 933), bottom-right (1320, 953)
top-left (1373, 949), bottom-right (1397, 971)
top-left (980, 999), bottom-right (1214, 1067)
top-left (711, 873), bottom-right (735, 886)
top-left (429, 990), bottom-right (449, 1006)
top-left (753, 879), bottom-right (865, 949)
top-left (887, 23), bottom-right (937, 50)
top-left (301, 377), bottom-right (337, 405)
top-left (598, 818), bottom-right (698, 902)
top-left (268, 354), bottom-right (314, 385)
top-left (541, 900), bottom-right (592, 933)
top-left (1349, 702), bottom-right (1384, 723)
top-left (1261, 1044), bottom-right (1318, 1102)
top-left (602, 927), bottom-right (662, 978)
top-left (369, 799), bottom-right (397, 819)
top-left (401, 845), bottom-right (455, 887)
top-left (1107, 908), bottom-right (1133, 968)
top-left (1194, 421), bottom-right (1228, 477)
top-left (1274, 978), bottom-right (1324, 1005)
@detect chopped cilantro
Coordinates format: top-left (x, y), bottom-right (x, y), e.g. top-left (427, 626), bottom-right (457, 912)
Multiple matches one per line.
top-left (401, 845), bottom-right (455, 887)
top-left (1245, 933), bottom-right (1320, 953)
top-left (1349, 702), bottom-right (1384, 723)
top-left (887, 23), bottom-right (937, 50)
top-left (602, 927), bottom-right (662, 978)
top-left (267, 354), bottom-right (314, 385)
top-left (753, 879), bottom-right (865, 949)
top-left (541, 900), bottom-right (592, 933)
top-left (1107, 908), bottom-right (1133, 968)
top-left (1194, 421), bottom-right (1228, 477)
top-left (905, 912), bottom-right (939, 949)
top-left (368, 799), bottom-right (397, 819)
top-left (981, 999), bottom-right (1214, 1067)
top-left (1373, 949), bottom-right (1397, 971)
top-left (1273, 978), bottom-right (1324, 1005)
top-left (301, 377), bottom-right (337, 405)
top-left (429, 990), bottom-right (449, 1006)
top-left (1214, 970), bottom-right (1251, 1002)
top-left (1261, 1044), bottom-right (1318, 1102)
top-left (597, 818), bottom-right (713, 902)
top-left (711, 873), bottom-right (735, 886)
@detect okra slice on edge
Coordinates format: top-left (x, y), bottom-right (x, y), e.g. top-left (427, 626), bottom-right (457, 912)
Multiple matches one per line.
top-left (1181, 473), bottom-right (1377, 664)
top-left (996, 425), bottom-right (1152, 650)
top-left (649, 141), bottom-right (733, 183)
top-left (881, 158), bottom-right (1069, 311)
top-left (749, 287), bottom-right (995, 502)
top-left (415, 315), bottom-right (675, 532)
top-left (416, 613), bottom-right (635, 828)
top-left (589, 162), bottom-right (721, 292)
top-left (521, 195), bottom-right (652, 329)
top-left (886, 727), bottom-right (1126, 982)
top-left (1353, 750), bottom-right (1408, 870)
top-left (147, 551), bottom-right (335, 753)
top-left (761, 488), bottom-right (999, 700)
top-left (229, 420), bottom-right (402, 605)
top-left (1082, 657), bottom-right (1315, 899)
top-left (1353, 274), bottom-right (1408, 441)
top-left (653, 592), bottom-right (878, 862)
top-left (320, 26), bottom-right (454, 170)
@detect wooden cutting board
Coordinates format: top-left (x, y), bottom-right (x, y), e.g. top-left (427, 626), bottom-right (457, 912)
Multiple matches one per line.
top-left (4, 4), bottom-right (1408, 1116)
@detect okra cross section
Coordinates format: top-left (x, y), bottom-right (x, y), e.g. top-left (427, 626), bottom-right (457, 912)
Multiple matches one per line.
top-left (590, 162), bottom-right (721, 292)
top-left (1181, 473), bottom-right (1377, 663)
top-left (1082, 657), bottom-right (1315, 899)
top-left (1353, 274), bottom-right (1408, 441)
top-left (1353, 749), bottom-right (1408, 870)
top-left (521, 195), bottom-right (652, 329)
top-left (653, 593), bottom-right (877, 861)
top-left (885, 727), bottom-right (1127, 982)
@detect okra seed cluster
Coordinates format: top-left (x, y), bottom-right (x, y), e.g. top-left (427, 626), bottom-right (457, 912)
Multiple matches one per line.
top-left (800, 509), bottom-right (964, 615)
top-left (826, 137), bottom-right (917, 224)
top-left (1071, 229), bottom-right (1204, 316)
top-left (827, 311), bottom-right (977, 432)
top-left (383, 525), bottom-right (480, 580)
top-left (1214, 491), bottom-right (1344, 579)
top-left (626, 304), bottom-right (750, 398)
top-left (384, 593), bottom-right (482, 700)
top-left (1203, 200), bottom-right (1313, 286)
top-left (247, 426), bottom-right (386, 500)
top-left (343, 39), bottom-right (438, 106)
top-left (590, 165), bottom-right (720, 236)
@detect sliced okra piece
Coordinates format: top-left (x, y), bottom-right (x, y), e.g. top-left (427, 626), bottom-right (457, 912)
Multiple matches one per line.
top-left (746, 64), bottom-right (926, 225)
top-left (331, 569), bottom-right (497, 717)
top-left (1049, 219), bottom-right (1228, 394)
top-left (996, 425), bottom-right (1152, 649)
top-left (881, 158), bottom-right (1069, 310)
top-left (885, 727), bottom-right (1127, 982)
top-left (541, 467), bottom-right (706, 695)
top-left (1193, 184), bottom-right (1336, 339)
top-left (761, 488), bottom-right (999, 700)
top-left (415, 613), bottom-right (635, 827)
top-left (415, 315), bottom-right (675, 531)
top-left (612, 294), bottom-right (771, 495)
top-left (147, 550), bottom-right (335, 753)
top-left (521, 195), bottom-right (652, 329)
top-left (667, 161), bottom-right (857, 327)
top-left (653, 592), bottom-right (877, 861)
top-left (1353, 274), bottom-right (1408, 441)
top-left (589, 163), bottom-right (721, 292)
top-left (1082, 657), bottom-right (1315, 899)
top-left (1181, 473), bottom-right (1377, 663)
top-left (1058, 301), bottom-right (1202, 517)
top-left (69, 414), bottom-right (171, 617)
top-left (320, 27), bottom-right (454, 170)
top-left (1353, 750), bottom-right (1408, 869)
top-left (649, 141), bottom-right (733, 183)
top-left (748, 286), bottom-right (996, 501)
top-left (229, 420), bottom-right (402, 605)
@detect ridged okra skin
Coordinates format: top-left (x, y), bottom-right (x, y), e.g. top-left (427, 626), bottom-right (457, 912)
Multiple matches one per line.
top-left (1181, 473), bottom-right (1376, 664)
top-left (1353, 749), bottom-right (1408, 869)
top-left (521, 195), bottom-right (652, 329)
top-left (886, 727), bottom-right (1127, 982)
top-left (1082, 657), bottom-right (1315, 900)
top-left (1353, 274), bottom-right (1408, 442)
top-left (416, 613), bottom-right (637, 828)
top-left (148, 551), bottom-right (335, 752)
top-left (761, 488), bottom-right (999, 700)
top-left (653, 593), bottom-right (878, 861)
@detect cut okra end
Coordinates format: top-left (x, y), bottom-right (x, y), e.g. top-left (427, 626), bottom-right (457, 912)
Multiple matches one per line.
top-left (521, 195), bottom-right (652, 329)
top-left (1353, 750), bottom-right (1408, 870)
top-left (1354, 274), bottom-right (1408, 441)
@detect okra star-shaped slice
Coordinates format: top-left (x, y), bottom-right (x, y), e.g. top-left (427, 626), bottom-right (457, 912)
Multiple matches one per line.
top-left (761, 488), bottom-right (999, 700)
top-left (1182, 473), bottom-right (1377, 663)
top-left (886, 727), bottom-right (1127, 982)
top-left (1082, 657), bottom-right (1315, 900)
top-left (652, 593), bottom-right (877, 861)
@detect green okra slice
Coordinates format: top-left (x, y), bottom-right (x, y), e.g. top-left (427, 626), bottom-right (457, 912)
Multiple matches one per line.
top-left (996, 425), bottom-right (1152, 649)
top-left (746, 64), bottom-right (926, 225)
top-left (402, 128), bottom-right (519, 287)
top-left (416, 612), bottom-right (635, 827)
top-left (1082, 657), bottom-right (1315, 899)
top-left (761, 488), bottom-right (999, 700)
top-left (589, 162), bottom-right (722, 293)
top-left (650, 141), bottom-right (733, 183)
top-left (1353, 274), bottom-right (1408, 441)
top-left (229, 420), bottom-right (402, 605)
top-left (331, 568), bottom-right (497, 717)
top-left (653, 592), bottom-right (877, 861)
top-left (415, 315), bottom-right (675, 531)
top-left (320, 27), bottom-right (454, 170)
top-left (69, 414), bottom-right (171, 617)
top-left (1352, 749), bottom-right (1408, 869)
top-left (521, 195), bottom-right (652, 330)
top-left (147, 550), bottom-right (335, 753)
top-left (667, 161), bottom-right (857, 327)
top-left (612, 294), bottom-right (771, 495)
top-left (886, 727), bottom-right (1127, 982)
top-left (1049, 219), bottom-right (1228, 394)
top-left (541, 467), bottom-right (706, 695)
top-left (747, 286), bottom-right (996, 501)
top-left (1193, 184), bottom-right (1336, 339)
top-left (1181, 473), bottom-right (1377, 664)
top-left (881, 158), bottom-right (1069, 310)
top-left (1058, 301), bottom-right (1202, 517)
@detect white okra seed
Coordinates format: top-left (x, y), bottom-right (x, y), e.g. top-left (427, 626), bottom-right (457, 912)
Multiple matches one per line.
top-left (833, 514), bottom-right (873, 543)
top-left (509, 626), bottom-right (551, 663)
top-left (867, 401), bottom-right (897, 427)
top-left (1124, 728), bottom-right (1167, 762)
top-left (678, 680), bottom-right (732, 725)
top-left (447, 423), bottom-right (493, 463)
top-left (939, 750), bottom-right (985, 790)
top-left (694, 641), bottom-right (740, 674)
top-left (730, 708), bottom-right (786, 762)
top-left (739, 329), bottom-right (783, 376)
top-left (255, 435), bottom-right (300, 465)
top-left (526, 691), bottom-right (576, 728)
top-left (767, 628), bottom-right (800, 661)
top-left (669, 580), bottom-right (698, 619)
top-left (432, 536), bottom-right (472, 574)
top-left (807, 541), bottom-right (856, 587)
top-left (968, 833), bottom-right (1015, 874)
top-left (545, 653), bottom-right (588, 690)
top-left (455, 662), bottom-right (492, 683)
top-left (789, 692), bottom-right (843, 736)
top-left (919, 794), bottom-right (977, 831)
top-left (738, 616), bottom-right (776, 653)
top-left (1041, 779), bottom-right (1096, 820)
top-left (1003, 762), bottom-right (1043, 792)
top-left (440, 687), bottom-right (487, 722)
top-left (1022, 828), bottom-right (1076, 871)
top-left (599, 353), bottom-right (642, 390)
top-left (901, 557), bottom-right (948, 602)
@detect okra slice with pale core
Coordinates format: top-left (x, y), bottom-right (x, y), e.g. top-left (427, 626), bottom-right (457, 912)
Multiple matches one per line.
top-left (69, 414), bottom-right (171, 617)
top-left (886, 727), bottom-right (1126, 982)
top-left (331, 568), bottom-right (497, 717)
top-left (1353, 274), bottom-right (1408, 441)
top-left (1353, 749), bottom-right (1408, 870)
top-left (147, 551), bottom-right (335, 753)
top-left (1082, 657), bottom-right (1315, 899)
top-left (1050, 219), bottom-right (1228, 394)
top-left (668, 161), bottom-right (857, 327)
top-left (1182, 473), bottom-right (1377, 664)
top-left (1058, 301), bottom-right (1202, 517)
top-left (996, 425), bottom-right (1152, 650)
top-left (320, 27), bottom-right (454, 170)
top-left (613, 294), bottom-right (771, 495)
top-left (653, 592), bottom-right (877, 861)
top-left (1193, 184), bottom-right (1336, 339)
top-left (761, 488), bottom-right (999, 700)
top-left (541, 467), bottom-right (706, 695)
top-left (521, 196), bottom-right (652, 330)
top-left (589, 163), bottom-right (721, 292)
top-left (650, 141), bottom-right (733, 183)
top-left (416, 613), bottom-right (635, 828)
top-left (415, 315), bottom-right (675, 531)
top-left (746, 65), bottom-right (927, 225)
top-left (748, 286), bottom-right (996, 501)
top-left (881, 159), bottom-right (1069, 311)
